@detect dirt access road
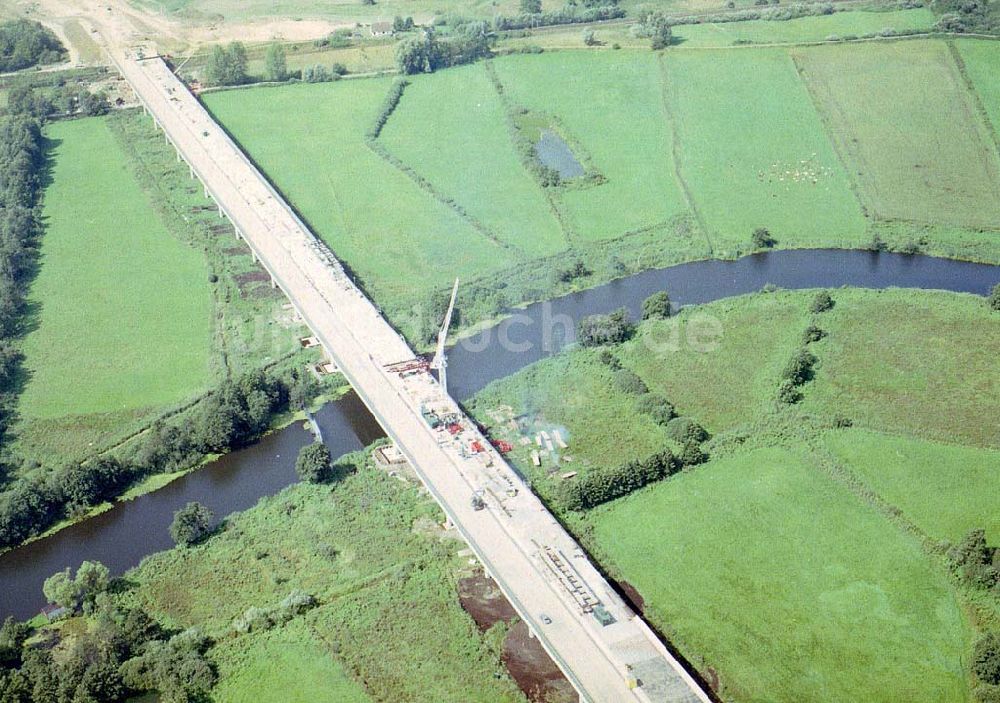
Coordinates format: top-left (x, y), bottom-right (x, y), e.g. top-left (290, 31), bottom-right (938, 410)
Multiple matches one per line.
top-left (9, 0), bottom-right (345, 64)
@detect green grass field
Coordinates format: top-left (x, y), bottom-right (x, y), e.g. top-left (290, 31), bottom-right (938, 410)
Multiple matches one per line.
top-left (794, 39), bottom-right (1000, 229)
top-left (799, 288), bottom-right (1000, 448)
top-left (203, 80), bottom-right (506, 332)
top-left (212, 620), bottom-right (371, 703)
top-left (954, 38), bottom-right (1000, 145)
top-left (19, 117), bottom-right (212, 419)
top-left (126, 457), bottom-right (526, 702)
top-left (492, 51), bottom-right (693, 243)
top-left (824, 429), bottom-right (1000, 543)
top-left (207, 43), bottom-right (1000, 342)
top-left (673, 8), bottom-right (936, 47)
top-left (381, 64), bottom-right (566, 257)
top-left (470, 350), bottom-right (675, 486)
top-left (589, 446), bottom-right (971, 703)
top-left (665, 47), bottom-right (867, 253)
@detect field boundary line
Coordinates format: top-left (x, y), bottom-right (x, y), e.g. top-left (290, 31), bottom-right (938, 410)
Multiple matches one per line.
top-left (362, 77), bottom-right (517, 255)
top-left (788, 48), bottom-right (876, 224)
top-left (482, 60), bottom-right (579, 246)
top-left (106, 111), bottom-right (238, 378)
top-left (656, 54), bottom-right (714, 255)
top-left (364, 138), bottom-right (517, 255)
top-left (945, 39), bottom-right (1000, 183)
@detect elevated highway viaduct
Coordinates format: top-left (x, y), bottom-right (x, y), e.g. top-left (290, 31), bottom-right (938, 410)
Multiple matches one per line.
top-left (109, 46), bottom-right (712, 703)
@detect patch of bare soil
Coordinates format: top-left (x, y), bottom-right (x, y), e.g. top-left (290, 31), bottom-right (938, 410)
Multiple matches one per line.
top-left (503, 621), bottom-right (578, 703)
top-left (615, 579), bottom-right (645, 615)
top-left (458, 571), bottom-right (516, 632)
top-left (458, 571), bottom-right (576, 702)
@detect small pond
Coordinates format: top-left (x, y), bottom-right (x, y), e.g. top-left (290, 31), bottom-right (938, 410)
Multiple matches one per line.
top-left (535, 129), bottom-right (585, 179)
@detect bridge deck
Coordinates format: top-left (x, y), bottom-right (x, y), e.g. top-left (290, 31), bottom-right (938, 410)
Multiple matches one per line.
top-left (112, 49), bottom-right (710, 703)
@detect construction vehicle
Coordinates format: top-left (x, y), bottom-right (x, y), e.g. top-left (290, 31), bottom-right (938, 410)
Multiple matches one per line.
top-left (471, 490), bottom-right (486, 511)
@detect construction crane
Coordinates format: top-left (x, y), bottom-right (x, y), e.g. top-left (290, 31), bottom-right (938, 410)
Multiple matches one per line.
top-left (431, 278), bottom-right (459, 396)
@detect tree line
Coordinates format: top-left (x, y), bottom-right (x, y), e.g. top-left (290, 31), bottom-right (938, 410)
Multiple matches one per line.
top-left (395, 25), bottom-right (493, 75)
top-left (0, 369), bottom-right (308, 551)
top-left (0, 584), bottom-right (216, 703)
top-left (0, 20), bottom-right (65, 73)
top-left (0, 116), bottom-right (45, 459)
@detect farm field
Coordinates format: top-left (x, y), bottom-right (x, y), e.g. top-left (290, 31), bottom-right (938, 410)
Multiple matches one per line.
top-left (203, 79), bottom-right (505, 340)
top-left (211, 620), bottom-right (371, 703)
top-left (588, 446), bottom-right (971, 703)
top-left (798, 288), bottom-right (1000, 447)
top-left (208, 40), bottom-right (1000, 344)
top-left (672, 8), bottom-right (936, 47)
top-left (381, 64), bottom-right (567, 257)
top-left (18, 117), bottom-right (212, 423)
top-left (824, 429), bottom-right (1000, 542)
top-left (125, 455), bottom-right (527, 702)
top-left (664, 47), bottom-right (867, 252)
top-left (954, 38), bottom-right (1000, 142)
top-left (468, 285), bottom-right (998, 702)
top-left (491, 51), bottom-right (692, 243)
top-left (793, 39), bottom-right (1000, 228)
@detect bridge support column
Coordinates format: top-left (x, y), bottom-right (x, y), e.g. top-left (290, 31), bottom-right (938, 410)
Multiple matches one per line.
top-left (218, 205), bottom-right (224, 218)
top-left (189, 165), bottom-right (195, 180)
top-left (203, 185), bottom-right (209, 199)
top-left (270, 275), bottom-right (278, 290)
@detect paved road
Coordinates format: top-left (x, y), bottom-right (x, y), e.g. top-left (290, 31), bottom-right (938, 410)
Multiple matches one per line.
top-left (110, 48), bottom-right (711, 703)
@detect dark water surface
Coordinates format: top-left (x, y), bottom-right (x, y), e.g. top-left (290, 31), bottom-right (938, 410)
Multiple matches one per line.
top-left (535, 130), bottom-right (585, 179)
top-left (2, 249), bottom-right (997, 619)
top-left (0, 393), bottom-right (384, 620)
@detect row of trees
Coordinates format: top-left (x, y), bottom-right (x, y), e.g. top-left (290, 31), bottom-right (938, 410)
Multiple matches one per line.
top-left (558, 449), bottom-right (679, 510)
top-left (3, 82), bottom-right (110, 120)
top-left (0, 116), bottom-right (44, 460)
top-left (395, 27), bottom-right (492, 74)
top-left (0, 370), bottom-right (297, 550)
top-left (493, 4), bottom-right (626, 31)
top-left (0, 20), bottom-right (65, 72)
top-left (777, 291), bottom-right (831, 404)
top-left (0, 595), bottom-right (216, 703)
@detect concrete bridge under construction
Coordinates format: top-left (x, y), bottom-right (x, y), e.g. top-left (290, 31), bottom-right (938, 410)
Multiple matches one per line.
top-left (109, 47), bottom-right (712, 703)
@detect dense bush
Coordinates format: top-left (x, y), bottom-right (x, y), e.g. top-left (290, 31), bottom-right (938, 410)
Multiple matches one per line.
top-left (0, 20), bottom-right (65, 72)
top-left (555, 260), bottom-right (591, 283)
top-left (232, 590), bottom-right (318, 633)
top-left (642, 291), bottom-right (671, 320)
top-left (802, 323), bottom-right (826, 343)
top-left (577, 307), bottom-right (635, 347)
top-left (493, 5), bottom-right (625, 31)
top-left (948, 528), bottom-right (998, 589)
top-left (169, 501), bottom-right (214, 546)
top-left (205, 42), bottom-right (249, 86)
top-left (752, 227), bottom-right (776, 248)
top-left (296, 442), bottom-right (333, 483)
top-left (0, 598), bottom-right (214, 703)
top-left (782, 347), bottom-right (818, 386)
top-left (632, 9), bottom-right (674, 49)
top-left (975, 633), bottom-right (1000, 687)
top-left (558, 449), bottom-right (678, 510)
top-left (810, 290), bottom-right (834, 313)
top-left (4, 81), bottom-right (110, 119)
top-left (636, 393), bottom-right (675, 425)
top-left (665, 416), bottom-right (709, 444)
top-left (395, 27), bottom-right (491, 74)
top-left (989, 283), bottom-right (1000, 312)
top-left (613, 368), bottom-right (648, 395)
top-left (42, 560), bottom-right (110, 612)
top-left (367, 78), bottom-right (409, 139)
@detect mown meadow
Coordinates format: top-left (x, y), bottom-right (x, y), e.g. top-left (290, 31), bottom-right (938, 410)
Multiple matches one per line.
top-left (470, 287), bottom-right (1000, 702)
top-left (207, 36), bottom-right (1000, 344)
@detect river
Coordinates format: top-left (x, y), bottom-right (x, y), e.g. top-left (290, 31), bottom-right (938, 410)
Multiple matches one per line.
top-left (1, 249), bottom-right (997, 620)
